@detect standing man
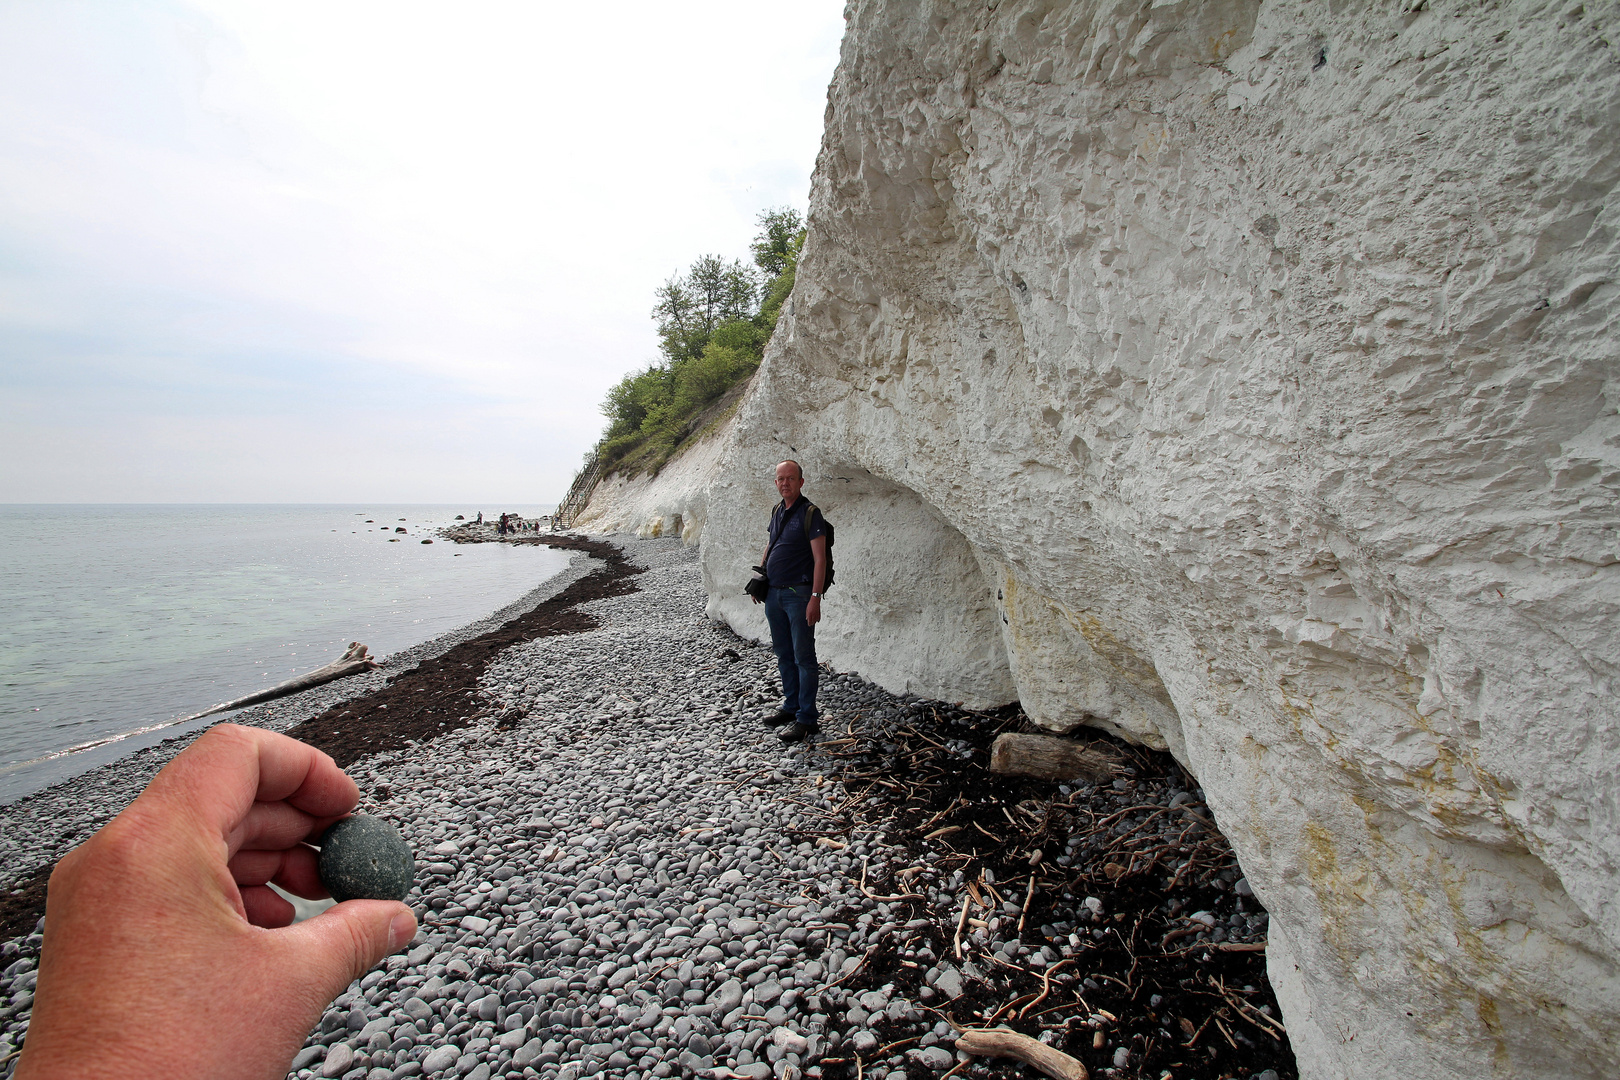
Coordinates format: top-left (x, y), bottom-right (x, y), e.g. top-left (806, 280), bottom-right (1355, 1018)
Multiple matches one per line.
top-left (753, 459), bottom-right (828, 743)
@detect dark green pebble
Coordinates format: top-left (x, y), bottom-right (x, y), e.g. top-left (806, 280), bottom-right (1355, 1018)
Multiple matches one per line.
top-left (318, 814), bottom-right (414, 902)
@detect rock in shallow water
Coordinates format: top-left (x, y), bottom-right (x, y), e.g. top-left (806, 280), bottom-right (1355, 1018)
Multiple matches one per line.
top-left (318, 814), bottom-right (414, 902)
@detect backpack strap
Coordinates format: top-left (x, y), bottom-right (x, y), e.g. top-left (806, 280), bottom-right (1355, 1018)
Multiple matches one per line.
top-left (769, 499), bottom-right (820, 557)
top-left (765, 499), bottom-right (787, 558)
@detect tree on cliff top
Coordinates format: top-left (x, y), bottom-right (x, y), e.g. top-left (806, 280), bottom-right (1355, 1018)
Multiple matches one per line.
top-left (595, 206), bottom-right (806, 476)
top-left (752, 208), bottom-right (803, 279)
top-left (653, 255), bottom-right (758, 365)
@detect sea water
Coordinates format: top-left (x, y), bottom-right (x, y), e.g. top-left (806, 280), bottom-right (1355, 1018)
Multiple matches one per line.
top-left (0, 504), bottom-right (573, 802)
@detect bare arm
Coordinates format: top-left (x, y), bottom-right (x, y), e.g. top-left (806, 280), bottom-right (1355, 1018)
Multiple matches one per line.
top-left (806, 534), bottom-right (828, 625)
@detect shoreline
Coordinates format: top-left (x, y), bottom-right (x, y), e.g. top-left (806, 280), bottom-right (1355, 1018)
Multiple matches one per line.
top-left (0, 507), bottom-right (573, 808)
top-left (0, 535), bottom-right (600, 907)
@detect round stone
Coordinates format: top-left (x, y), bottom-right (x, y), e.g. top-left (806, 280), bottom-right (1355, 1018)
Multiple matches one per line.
top-left (318, 814), bottom-right (415, 902)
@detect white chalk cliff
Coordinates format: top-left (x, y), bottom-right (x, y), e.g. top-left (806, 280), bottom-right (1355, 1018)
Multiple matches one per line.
top-left (574, 406), bottom-right (737, 543)
top-left (590, 2), bottom-right (1620, 1076)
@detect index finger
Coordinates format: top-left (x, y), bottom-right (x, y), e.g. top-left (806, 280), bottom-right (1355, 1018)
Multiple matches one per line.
top-left (139, 724), bottom-right (358, 841)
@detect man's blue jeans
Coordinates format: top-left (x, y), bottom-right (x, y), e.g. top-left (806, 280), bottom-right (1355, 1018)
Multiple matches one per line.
top-left (764, 585), bottom-right (818, 725)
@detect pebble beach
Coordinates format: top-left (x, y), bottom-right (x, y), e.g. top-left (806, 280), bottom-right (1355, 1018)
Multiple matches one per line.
top-left (0, 535), bottom-right (1293, 1080)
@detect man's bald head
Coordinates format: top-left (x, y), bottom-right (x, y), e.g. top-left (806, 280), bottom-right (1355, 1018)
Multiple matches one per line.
top-left (774, 460), bottom-right (805, 503)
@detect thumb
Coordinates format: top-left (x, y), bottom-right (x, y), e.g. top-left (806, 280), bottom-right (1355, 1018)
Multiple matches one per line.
top-left (281, 900), bottom-right (418, 1001)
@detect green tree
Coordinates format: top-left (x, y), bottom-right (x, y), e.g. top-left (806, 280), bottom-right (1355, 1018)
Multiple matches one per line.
top-left (654, 255), bottom-right (758, 363)
top-left (752, 208), bottom-right (804, 279)
top-left (597, 206), bottom-right (804, 475)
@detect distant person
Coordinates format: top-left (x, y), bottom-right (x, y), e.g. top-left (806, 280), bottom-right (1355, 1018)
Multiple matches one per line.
top-left (476, 511), bottom-right (483, 525)
top-left (750, 459), bottom-right (827, 743)
top-left (14, 725), bottom-right (415, 1080)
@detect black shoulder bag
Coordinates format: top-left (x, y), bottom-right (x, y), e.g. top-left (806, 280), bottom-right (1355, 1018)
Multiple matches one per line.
top-left (744, 501), bottom-right (784, 600)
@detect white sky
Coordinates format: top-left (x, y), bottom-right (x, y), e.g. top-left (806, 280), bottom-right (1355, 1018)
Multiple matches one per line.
top-left (0, 0), bottom-right (846, 504)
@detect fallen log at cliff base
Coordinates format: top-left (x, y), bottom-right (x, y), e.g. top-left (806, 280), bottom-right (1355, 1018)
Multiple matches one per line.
top-left (956, 1027), bottom-right (1089, 1080)
top-left (989, 732), bottom-right (1123, 783)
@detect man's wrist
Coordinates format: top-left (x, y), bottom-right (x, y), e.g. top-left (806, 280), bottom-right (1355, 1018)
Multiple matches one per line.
top-left (811, 592), bottom-right (823, 599)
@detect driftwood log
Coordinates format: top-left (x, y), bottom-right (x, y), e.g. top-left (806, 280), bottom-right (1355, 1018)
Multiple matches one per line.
top-left (989, 732), bottom-right (1122, 783)
top-left (179, 642), bottom-right (380, 723)
top-left (956, 1027), bottom-right (1089, 1080)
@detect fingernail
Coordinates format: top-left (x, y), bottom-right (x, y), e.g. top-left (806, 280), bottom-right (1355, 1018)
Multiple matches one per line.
top-left (388, 909), bottom-right (417, 952)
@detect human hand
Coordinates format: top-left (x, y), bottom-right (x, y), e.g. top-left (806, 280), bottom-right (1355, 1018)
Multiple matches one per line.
top-left (16, 724), bottom-right (417, 1080)
top-left (806, 596), bottom-right (821, 625)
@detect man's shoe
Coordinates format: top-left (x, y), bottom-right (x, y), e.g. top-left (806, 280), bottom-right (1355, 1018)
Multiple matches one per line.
top-left (763, 709), bottom-right (797, 728)
top-left (778, 721), bottom-right (819, 743)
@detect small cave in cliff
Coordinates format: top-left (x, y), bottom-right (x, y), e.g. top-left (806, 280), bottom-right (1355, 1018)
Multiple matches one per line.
top-left (788, 693), bottom-right (1293, 1080)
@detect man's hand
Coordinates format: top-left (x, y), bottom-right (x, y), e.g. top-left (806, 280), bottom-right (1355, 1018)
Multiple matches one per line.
top-left (806, 596), bottom-right (821, 625)
top-left (17, 724), bottom-right (418, 1080)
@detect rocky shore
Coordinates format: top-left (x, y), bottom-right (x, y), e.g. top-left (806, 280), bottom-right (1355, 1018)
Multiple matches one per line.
top-left (0, 536), bottom-right (1292, 1080)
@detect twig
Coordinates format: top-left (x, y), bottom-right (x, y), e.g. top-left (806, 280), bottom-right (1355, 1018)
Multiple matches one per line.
top-left (985, 990), bottom-right (1041, 1025)
top-left (917, 795), bottom-right (966, 832)
top-left (1018, 959), bottom-right (1078, 1019)
top-left (1026, 994), bottom-right (1094, 1023)
top-left (954, 889), bottom-right (973, 959)
top-left (708, 769), bottom-right (770, 790)
top-left (777, 797), bottom-right (837, 816)
top-left (1018, 874), bottom-right (1038, 934)
top-left (1211, 975), bottom-right (1287, 1039)
top-left (824, 944), bottom-right (881, 990)
top-left (859, 856), bottom-right (925, 902)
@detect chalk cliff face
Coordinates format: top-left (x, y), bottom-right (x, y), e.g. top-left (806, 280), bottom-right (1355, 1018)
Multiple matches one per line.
top-left (689, 2), bottom-right (1620, 1077)
top-left (574, 408), bottom-right (736, 542)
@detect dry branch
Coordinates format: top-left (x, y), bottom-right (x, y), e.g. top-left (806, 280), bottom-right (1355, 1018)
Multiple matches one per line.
top-left (989, 733), bottom-right (1122, 783)
top-left (179, 642), bottom-right (380, 722)
top-left (955, 1027), bottom-right (1088, 1080)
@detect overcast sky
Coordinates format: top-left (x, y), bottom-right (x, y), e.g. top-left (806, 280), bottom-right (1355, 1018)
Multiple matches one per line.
top-left (0, 0), bottom-right (845, 504)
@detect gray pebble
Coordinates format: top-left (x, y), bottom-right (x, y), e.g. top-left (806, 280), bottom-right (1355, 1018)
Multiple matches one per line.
top-left (319, 815), bottom-right (414, 902)
top-left (420, 1045), bottom-right (459, 1073)
top-left (910, 1045), bottom-right (954, 1070)
top-left (320, 1042), bottom-right (354, 1078)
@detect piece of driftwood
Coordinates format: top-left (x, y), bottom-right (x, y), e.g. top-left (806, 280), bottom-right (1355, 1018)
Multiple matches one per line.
top-left (179, 642), bottom-right (380, 723)
top-left (956, 1027), bottom-right (1088, 1080)
top-left (989, 732), bottom-right (1122, 783)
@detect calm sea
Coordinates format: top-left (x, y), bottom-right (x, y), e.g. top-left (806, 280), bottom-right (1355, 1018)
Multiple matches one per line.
top-left (0, 505), bottom-right (573, 802)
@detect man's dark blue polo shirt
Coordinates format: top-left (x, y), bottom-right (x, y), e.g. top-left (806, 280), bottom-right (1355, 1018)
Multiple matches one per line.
top-left (766, 497), bottom-right (826, 587)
